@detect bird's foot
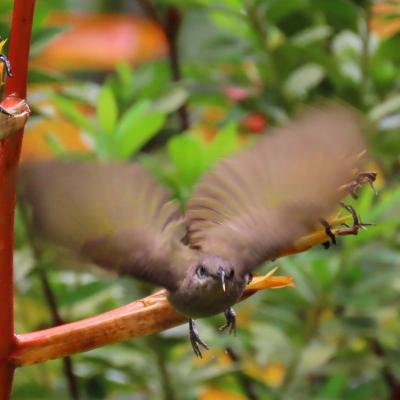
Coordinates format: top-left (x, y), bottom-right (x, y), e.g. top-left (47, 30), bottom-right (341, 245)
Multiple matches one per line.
top-left (189, 318), bottom-right (209, 358)
top-left (336, 202), bottom-right (373, 236)
top-left (320, 203), bottom-right (371, 248)
top-left (219, 307), bottom-right (236, 335)
top-left (0, 53), bottom-right (12, 78)
top-left (320, 218), bottom-right (336, 249)
top-left (343, 171), bottom-right (377, 199)
top-left (0, 53), bottom-right (13, 117)
top-left (321, 171), bottom-right (376, 248)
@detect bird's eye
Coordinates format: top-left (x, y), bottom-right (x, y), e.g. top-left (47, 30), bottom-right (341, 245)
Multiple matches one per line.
top-left (196, 265), bottom-right (207, 278)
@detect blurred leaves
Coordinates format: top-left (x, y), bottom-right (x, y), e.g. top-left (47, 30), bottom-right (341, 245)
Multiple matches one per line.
top-left (97, 85), bottom-right (118, 136)
top-left (51, 73), bottom-right (172, 160)
top-left (284, 63), bottom-right (325, 99)
top-left (114, 99), bottom-right (166, 159)
top-left (150, 122), bottom-right (240, 201)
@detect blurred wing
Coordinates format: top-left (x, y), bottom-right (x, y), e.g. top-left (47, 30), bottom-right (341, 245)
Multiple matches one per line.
top-left (186, 104), bottom-right (366, 274)
top-left (20, 161), bottom-right (186, 290)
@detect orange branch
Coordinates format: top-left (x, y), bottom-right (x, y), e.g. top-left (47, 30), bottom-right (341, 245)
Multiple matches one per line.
top-left (10, 282), bottom-right (289, 366)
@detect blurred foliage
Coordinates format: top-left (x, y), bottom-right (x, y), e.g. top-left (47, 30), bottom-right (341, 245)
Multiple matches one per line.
top-left (7, 0), bottom-right (400, 399)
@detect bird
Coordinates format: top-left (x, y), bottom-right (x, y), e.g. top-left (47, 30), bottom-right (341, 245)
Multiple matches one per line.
top-left (19, 104), bottom-right (368, 357)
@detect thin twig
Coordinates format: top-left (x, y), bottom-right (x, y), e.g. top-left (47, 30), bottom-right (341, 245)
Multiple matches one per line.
top-left (19, 202), bottom-right (80, 400)
top-left (136, 0), bottom-right (158, 22)
top-left (164, 6), bottom-right (189, 131)
top-left (137, 1), bottom-right (190, 131)
top-left (225, 347), bottom-right (258, 400)
top-left (360, 2), bottom-right (371, 106)
top-left (368, 338), bottom-right (400, 400)
top-left (138, 282), bottom-right (176, 400)
top-left (37, 270), bottom-right (80, 400)
top-left (276, 247), bottom-right (352, 399)
top-left (147, 336), bottom-right (176, 400)
top-left (243, 1), bottom-right (277, 83)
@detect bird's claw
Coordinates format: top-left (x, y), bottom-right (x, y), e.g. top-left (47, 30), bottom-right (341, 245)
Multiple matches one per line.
top-left (320, 203), bottom-right (371, 247)
top-left (219, 307), bottom-right (236, 335)
top-left (0, 52), bottom-right (13, 117)
top-left (320, 171), bottom-right (377, 247)
top-left (320, 218), bottom-right (336, 249)
top-left (336, 202), bottom-right (373, 235)
top-left (343, 171), bottom-right (377, 199)
top-left (189, 318), bottom-right (209, 358)
top-left (0, 53), bottom-right (12, 78)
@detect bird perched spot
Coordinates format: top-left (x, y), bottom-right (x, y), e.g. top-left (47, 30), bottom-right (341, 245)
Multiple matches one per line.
top-left (19, 104), bottom-right (371, 357)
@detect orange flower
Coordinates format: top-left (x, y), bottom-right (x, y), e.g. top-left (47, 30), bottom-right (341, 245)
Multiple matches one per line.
top-left (247, 267), bottom-right (294, 291)
top-left (244, 361), bottom-right (285, 387)
top-left (31, 13), bottom-right (167, 71)
top-left (200, 387), bottom-right (245, 400)
top-left (371, 1), bottom-right (400, 38)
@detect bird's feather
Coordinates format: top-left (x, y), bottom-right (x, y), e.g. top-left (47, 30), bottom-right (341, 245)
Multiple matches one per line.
top-left (19, 161), bottom-right (186, 290)
top-left (185, 104), bottom-right (366, 274)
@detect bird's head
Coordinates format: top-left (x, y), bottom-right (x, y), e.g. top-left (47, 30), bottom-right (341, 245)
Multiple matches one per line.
top-left (193, 255), bottom-right (236, 293)
top-left (168, 254), bottom-right (249, 318)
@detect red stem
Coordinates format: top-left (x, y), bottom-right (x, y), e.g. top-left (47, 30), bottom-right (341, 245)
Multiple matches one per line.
top-left (0, 0), bottom-right (35, 398)
top-left (6, 0), bottom-right (35, 99)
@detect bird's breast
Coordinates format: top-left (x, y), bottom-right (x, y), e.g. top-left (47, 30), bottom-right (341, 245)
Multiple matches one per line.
top-left (168, 280), bottom-right (246, 319)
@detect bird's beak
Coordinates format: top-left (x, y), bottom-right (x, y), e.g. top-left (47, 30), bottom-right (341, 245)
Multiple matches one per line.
top-left (219, 269), bottom-right (226, 292)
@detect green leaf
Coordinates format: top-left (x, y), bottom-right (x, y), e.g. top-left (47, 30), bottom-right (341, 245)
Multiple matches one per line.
top-left (97, 85), bottom-right (118, 135)
top-left (369, 185), bottom-right (400, 220)
top-left (284, 63), bottom-right (325, 98)
top-left (266, 0), bottom-right (308, 24)
top-left (151, 86), bottom-right (189, 114)
top-left (53, 95), bottom-right (98, 138)
top-left (28, 68), bottom-right (65, 84)
top-left (206, 122), bottom-right (239, 164)
top-left (314, 0), bottom-right (358, 31)
top-left (44, 132), bottom-right (66, 156)
top-left (116, 62), bottom-right (134, 89)
top-left (116, 62), bottom-right (135, 104)
top-left (354, 186), bottom-right (375, 216)
top-left (114, 100), bottom-right (166, 159)
top-left (316, 373), bottom-right (347, 399)
top-left (168, 134), bottom-right (206, 188)
top-left (292, 25), bottom-right (332, 46)
top-left (58, 281), bottom-right (111, 307)
top-left (332, 30), bottom-right (362, 58)
top-left (134, 62), bottom-right (170, 99)
top-left (298, 341), bottom-right (336, 375)
top-left (369, 95), bottom-right (400, 122)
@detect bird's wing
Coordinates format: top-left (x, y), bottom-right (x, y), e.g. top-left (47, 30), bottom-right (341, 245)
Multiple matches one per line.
top-left (185, 104), bottom-right (366, 275)
top-left (20, 161), bottom-right (186, 291)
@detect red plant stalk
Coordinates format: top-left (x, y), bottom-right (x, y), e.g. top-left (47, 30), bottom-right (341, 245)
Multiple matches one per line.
top-left (0, 0), bottom-right (35, 399)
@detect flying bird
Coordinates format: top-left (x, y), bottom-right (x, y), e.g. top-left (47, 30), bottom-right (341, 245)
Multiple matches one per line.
top-left (20, 104), bottom-right (368, 356)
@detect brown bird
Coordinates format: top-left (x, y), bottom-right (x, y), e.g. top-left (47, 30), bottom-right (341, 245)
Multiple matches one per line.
top-left (20, 104), bottom-right (367, 357)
